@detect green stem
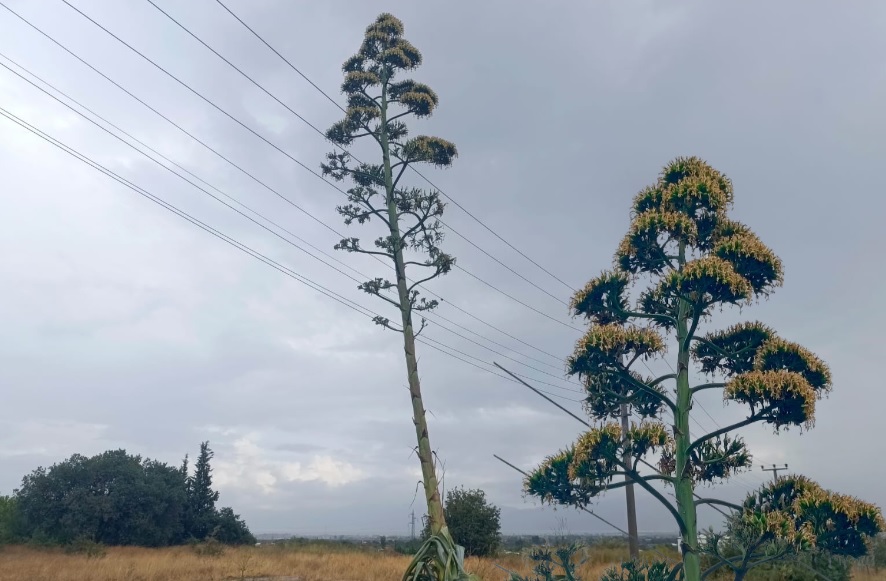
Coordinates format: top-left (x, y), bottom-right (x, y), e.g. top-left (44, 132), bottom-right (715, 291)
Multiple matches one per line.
top-left (693, 498), bottom-right (744, 512)
top-left (675, 240), bottom-right (701, 581)
top-left (687, 407), bottom-right (773, 455)
top-left (651, 373), bottom-right (678, 387)
top-left (379, 73), bottom-right (447, 538)
top-left (621, 371), bottom-right (677, 412)
top-left (621, 467), bottom-right (686, 534)
top-left (690, 382), bottom-right (726, 394)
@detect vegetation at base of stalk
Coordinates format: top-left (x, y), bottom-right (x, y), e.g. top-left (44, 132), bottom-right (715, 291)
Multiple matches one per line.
top-left (402, 530), bottom-right (480, 581)
top-left (600, 561), bottom-right (684, 581)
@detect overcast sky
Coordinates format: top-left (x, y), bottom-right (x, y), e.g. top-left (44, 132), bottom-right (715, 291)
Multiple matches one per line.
top-left (1, 0), bottom-right (885, 538)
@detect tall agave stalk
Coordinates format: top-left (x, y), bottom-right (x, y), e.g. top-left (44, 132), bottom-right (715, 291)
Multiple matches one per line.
top-left (322, 13), bottom-right (477, 581)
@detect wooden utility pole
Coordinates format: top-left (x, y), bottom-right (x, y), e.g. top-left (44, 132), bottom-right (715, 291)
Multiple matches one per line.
top-left (493, 362), bottom-right (641, 558)
top-left (621, 403), bottom-right (640, 559)
top-left (761, 464), bottom-right (788, 482)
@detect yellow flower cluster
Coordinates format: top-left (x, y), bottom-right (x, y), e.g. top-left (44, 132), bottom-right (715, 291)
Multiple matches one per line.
top-left (755, 337), bottom-right (832, 392)
top-left (568, 421), bottom-right (672, 481)
top-left (569, 270), bottom-right (630, 322)
top-left (725, 370), bottom-right (816, 429)
top-left (664, 256), bottom-right (752, 305)
top-left (570, 324), bottom-right (666, 373)
top-left (713, 232), bottom-right (784, 296)
top-left (403, 136), bottom-right (458, 168)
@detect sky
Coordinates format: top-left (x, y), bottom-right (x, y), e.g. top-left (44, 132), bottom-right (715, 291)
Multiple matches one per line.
top-left (1, 0), bottom-right (885, 538)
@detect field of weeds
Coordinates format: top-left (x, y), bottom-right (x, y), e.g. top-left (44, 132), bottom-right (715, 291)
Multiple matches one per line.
top-left (1, 542), bottom-right (884, 581)
top-left (0, 541), bottom-right (651, 581)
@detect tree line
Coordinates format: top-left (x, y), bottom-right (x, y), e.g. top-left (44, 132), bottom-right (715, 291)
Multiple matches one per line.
top-left (0, 441), bottom-right (254, 547)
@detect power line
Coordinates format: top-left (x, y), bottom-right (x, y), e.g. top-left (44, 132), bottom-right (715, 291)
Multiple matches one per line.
top-left (13, 0), bottom-right (767, 489)
top-left (212, 0), bottom-right (578, 294)
top-left (0, 106), bottom-right (378, 319)
top-left (424, 322), bottom-right (581, 392)
top-left (0, 1), bottom-right (570, 367)
top-left (0, 53), bottom-right (584, 397)
top-left (417, 338), bottom-right (580, 403)
top-left (142, 0), bottom-right (571, 309)
top-left (0, 103), bottom-right (577, 406)
top-left (456, 266), bottom-right (583, 332)
top-left (56, 0), bottom-right (576, 328)
top-left (492, 454), bottom-right (680, 568)
top-left (501, 364), bottom-right (738, 523)
top-left (0, 53), bottom-right (367, 278)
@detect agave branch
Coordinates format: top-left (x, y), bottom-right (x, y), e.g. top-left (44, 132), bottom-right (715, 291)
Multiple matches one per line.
top-left (687, 408), bottom-right (774, 455)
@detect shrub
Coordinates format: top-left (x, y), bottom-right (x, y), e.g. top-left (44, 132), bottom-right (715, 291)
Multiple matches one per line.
top-left (508, 543), bottom-right (586, 581)
top-left (393, 538), bottom-right (425, 555)
top-left (421, 486), bottom-right (502, 557)
top-left (64, 537), bottom-right (107, 559)
top-left (600, 561), bottom-right (683, 581)
top-left (746, 551), bottom-right (851, 581)
top-left (191, 537), bottom-right (225, 557)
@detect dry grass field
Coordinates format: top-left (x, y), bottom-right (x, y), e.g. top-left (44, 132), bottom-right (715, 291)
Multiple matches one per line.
top-left (0, 543), bottom-right (884, 581)
top-left (0, 542), bottom-right (640, 581)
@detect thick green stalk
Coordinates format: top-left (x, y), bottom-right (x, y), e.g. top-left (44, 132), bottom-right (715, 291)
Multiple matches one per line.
top-left (379, 75), bottom-right (447, 537)
top-left (675, 240), bottom-right (700, 581)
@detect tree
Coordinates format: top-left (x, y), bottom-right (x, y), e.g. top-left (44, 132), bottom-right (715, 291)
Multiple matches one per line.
top-left (322, 13), bottom-right (473, 581)
top-left (12, 443), bottom-right (254, 547)
top-left (187, 441), bottom-right (221, 539)
top-left (0, 495), bottom-right (23, 544)
top-left (15, 450), bottom-right (188, 546)
top-left (523, 157), bottom-right (884, 581)
top-left (445, 487), bottom-right (502, 557)
top-left (422, 487), bottom-right (502, 557)
top-left (211, 506), bottom-right (255, 545)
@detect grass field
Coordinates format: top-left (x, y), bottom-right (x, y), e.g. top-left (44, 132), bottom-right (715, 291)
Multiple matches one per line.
top-left (0, 542), bottom-right (654, 581)
top-left (0, 543), bottom-right (884, 581)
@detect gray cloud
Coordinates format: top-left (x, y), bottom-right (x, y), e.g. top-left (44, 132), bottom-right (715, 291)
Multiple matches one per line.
top-left (1, 0), bottom-right (884, 539)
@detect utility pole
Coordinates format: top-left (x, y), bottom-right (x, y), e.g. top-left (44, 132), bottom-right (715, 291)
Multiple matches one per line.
top-left (494, 362), bottom-right (739, 563)
top-left (761, 463), bottom-right (788, 482)
top-left (409, 510), bottom-right (416, 540)
top-left (492, 362), bottom-right (641, 558)
top-left (621, 403), bottom-right (640, 560)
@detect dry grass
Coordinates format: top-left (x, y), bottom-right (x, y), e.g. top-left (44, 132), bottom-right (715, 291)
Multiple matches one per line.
top-left (0, 543), bottom-right (884, 581)
top-left (0, 543), bottom-right (637, 581)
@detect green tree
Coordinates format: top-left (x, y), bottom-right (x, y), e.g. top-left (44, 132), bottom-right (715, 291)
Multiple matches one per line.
top-left (523, 157), bottom-right (884, 581)
top-left (15, 450), bottom-right (187, 546)
top-left (322, 12), bottom-right (473, 581)
top-left (210, 506), bottom-right (255, 545)
top-left (187, 441), bottom-right (220, 539)
top-left (0, 495), bottom-right (23, 544)
top-left (423, 487), bottom-right (502, 557)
